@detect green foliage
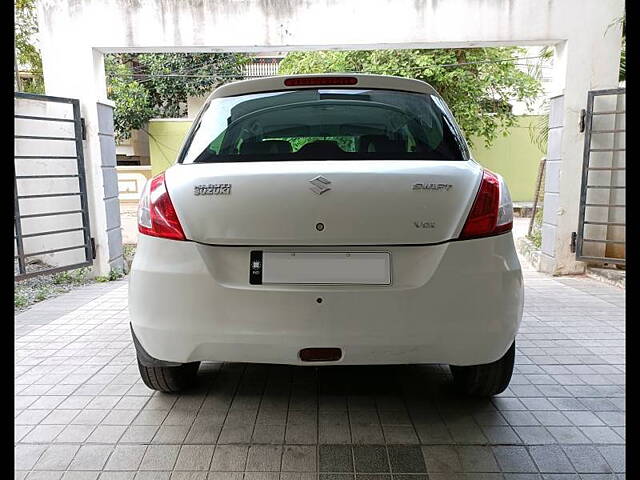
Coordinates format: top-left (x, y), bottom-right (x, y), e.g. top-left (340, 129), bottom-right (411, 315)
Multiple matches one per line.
top-left (274, 136), bottom-right (355, 152)
top-left (123, 244), bottom-right (137, 272)
top-left (109, 268), bottom-right (124, 281)
top-left (14, 292), bottom-right (28, 309)
top-left (95, 267), bottom-right (124, 283)
top-left (105, 57), bottom-right (154, 142)
top-left (525, 46), bottom-right (554, 154)
top-left (123, 244), bottom-right (136, 262)
top-left (105, 53), bottom-right (249, 140)
top-left (136, 53), bottom-right (249, 117)
top-left (529, 101), bottom-right (549, 154)
top-left (279, 48), bottom-right (543, 148)
top-left (605, 14), bottom-right (625, 81)
top-left (15, 266), bottom-right (92, 311)
top-left (51, 267), bottom-right (90, 285)
top-left (619, 38), bottom-right (625, 82)
top-left (15, 0), bottom-right (44, 93)
top-left (527, 208), bottom-right (544, 249)
top-left (14, 265), bottom-right (116, 312)
top-left (34, 290), bottom-right (48, 301)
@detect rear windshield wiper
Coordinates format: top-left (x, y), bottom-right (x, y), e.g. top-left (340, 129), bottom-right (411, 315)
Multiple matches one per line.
top-left (193, 150), bottom-right (220, 163)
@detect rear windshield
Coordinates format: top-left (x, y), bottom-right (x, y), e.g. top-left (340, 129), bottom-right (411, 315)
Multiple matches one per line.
top-left (180, 88), bottom-right (469, 163)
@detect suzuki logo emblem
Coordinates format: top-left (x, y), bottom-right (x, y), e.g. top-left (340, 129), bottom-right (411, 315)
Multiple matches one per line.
top-left (309, 175), bottom-right (332, 195)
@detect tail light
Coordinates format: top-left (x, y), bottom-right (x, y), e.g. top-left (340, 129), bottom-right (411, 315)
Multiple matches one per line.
top-left (459, 169), bottom-right (513, 240)
top-left (138, 173), bottom-right (186, 241)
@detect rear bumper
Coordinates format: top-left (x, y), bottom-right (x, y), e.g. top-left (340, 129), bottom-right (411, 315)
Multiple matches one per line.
top-left (129, 234), bottom-right (523, 366)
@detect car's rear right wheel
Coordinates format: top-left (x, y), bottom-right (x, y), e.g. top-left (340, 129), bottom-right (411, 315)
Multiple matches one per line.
top-left (450, 341), bottom-right (515, 396)
top-left (137, 360), bottom-right (200, 393)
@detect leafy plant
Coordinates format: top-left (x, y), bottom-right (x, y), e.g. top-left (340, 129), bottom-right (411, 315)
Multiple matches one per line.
top-left (105, 57), bottom-right (155, 142)
top-left (15, 265), bottom-right (118, 313)
top-left (606, 13), bottom-right (625, 81)
top-left (14, 292), bottom-right (28, 309)
top-left (15, 0), bottom-right (44, 93)
top-left (34, 289), bottom-right (48, 302)
top-left (527, 208), bottom-right (544, 249)
top-left (109, 268), bottom-right (124, 281)
top-left (525, 46), bottom-right (554, 154)
top-left (95, 267), bottom-right (124, 283)
top-left (276, 136), bottom-right (356, 152)
top-left (123, 244), bottom-right (136, 262)
top-left (529, 101), bottom-right (550, 154)
top-left (52, 267), bottom-right (90, 285)
top-left (105, 53), bottom-right (249, 140)
top-left (279, 47), bottom-right (544, 148)
top-left (619, 39), bottom-right (625, 82)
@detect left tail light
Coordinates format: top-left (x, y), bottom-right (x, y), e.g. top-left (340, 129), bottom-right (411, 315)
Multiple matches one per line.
top-left (138, 173), bottom-right (186, 241)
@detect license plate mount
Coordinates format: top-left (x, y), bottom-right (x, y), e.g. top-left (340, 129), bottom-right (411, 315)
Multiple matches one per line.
top-left (249, 251), bottom-right (391, 285)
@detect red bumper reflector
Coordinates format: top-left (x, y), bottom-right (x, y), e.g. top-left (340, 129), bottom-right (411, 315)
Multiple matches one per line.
top-left (299, 347), bottom-right (342, 362)
top-left (284, 76), bottom-right (358, 87)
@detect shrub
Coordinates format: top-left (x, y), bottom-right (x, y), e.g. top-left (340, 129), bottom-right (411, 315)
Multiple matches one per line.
top-left (527, 208), bottom-right (543, 249)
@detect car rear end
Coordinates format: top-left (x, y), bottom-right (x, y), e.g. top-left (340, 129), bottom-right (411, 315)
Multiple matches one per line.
top-left (129, 74), bottom-right (523, 391)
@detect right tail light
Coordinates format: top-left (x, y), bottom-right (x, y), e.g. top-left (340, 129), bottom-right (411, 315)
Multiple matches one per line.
top-left (459, 169), bottom-right (513, 240)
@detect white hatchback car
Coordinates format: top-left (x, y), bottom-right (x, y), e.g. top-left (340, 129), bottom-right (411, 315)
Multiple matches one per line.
top-left (129, 73), bottom-right (523, 396)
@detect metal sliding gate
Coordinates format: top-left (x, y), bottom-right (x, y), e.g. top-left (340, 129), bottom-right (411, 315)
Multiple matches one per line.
top-left (576, 88), bottom-right (625, 266)
top-left (14, 92), bottom-right (93, 280)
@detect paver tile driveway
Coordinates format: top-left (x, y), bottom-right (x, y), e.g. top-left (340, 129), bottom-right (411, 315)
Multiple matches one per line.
top-left (15, 260), bottom-right (625, 478)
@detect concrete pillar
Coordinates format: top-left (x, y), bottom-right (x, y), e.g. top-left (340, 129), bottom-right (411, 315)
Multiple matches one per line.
top-left (37, 39), bottom-right (123, 276)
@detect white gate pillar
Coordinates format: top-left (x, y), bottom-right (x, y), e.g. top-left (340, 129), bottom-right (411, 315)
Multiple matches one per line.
top-left (36, 37), bottom-right (123, 276)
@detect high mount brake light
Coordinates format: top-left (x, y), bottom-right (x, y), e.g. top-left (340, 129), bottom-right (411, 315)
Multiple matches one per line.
top-left (284, 76), bottom-right (358, 87)
top-left (459, 169), bottom-right (513, 240)
top-left (138, 173), bottom-right (186, 241)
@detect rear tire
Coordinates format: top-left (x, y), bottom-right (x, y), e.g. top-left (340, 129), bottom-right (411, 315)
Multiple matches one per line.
top-left (450, 341), bottom-right (515, 396)
top-left (137, 360), bottom-right (200, 393)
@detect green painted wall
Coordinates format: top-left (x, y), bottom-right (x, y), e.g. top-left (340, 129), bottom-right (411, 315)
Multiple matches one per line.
top-left (149, 116), bottom-right (545, 202)
top-left (469, 116), bottom-right (545, 203)
top-left (148, 119), bottom-right (192, 176)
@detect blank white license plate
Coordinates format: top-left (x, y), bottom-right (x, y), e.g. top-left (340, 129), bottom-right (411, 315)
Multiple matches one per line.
top-left (262, 252), bottom-right (391, 285)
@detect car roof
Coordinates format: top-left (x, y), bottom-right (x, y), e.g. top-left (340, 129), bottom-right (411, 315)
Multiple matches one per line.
top-left (209, 73), bottom-right (437, 99)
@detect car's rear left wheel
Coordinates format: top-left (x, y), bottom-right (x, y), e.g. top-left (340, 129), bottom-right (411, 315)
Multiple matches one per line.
top-left (137, 360), bottom-right (200, 393)
top-left (450, 341), bottom-right (515, 396)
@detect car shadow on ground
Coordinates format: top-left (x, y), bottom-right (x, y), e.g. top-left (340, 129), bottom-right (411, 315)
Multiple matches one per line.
top-left (165, 362), bottom-right (495, 413)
